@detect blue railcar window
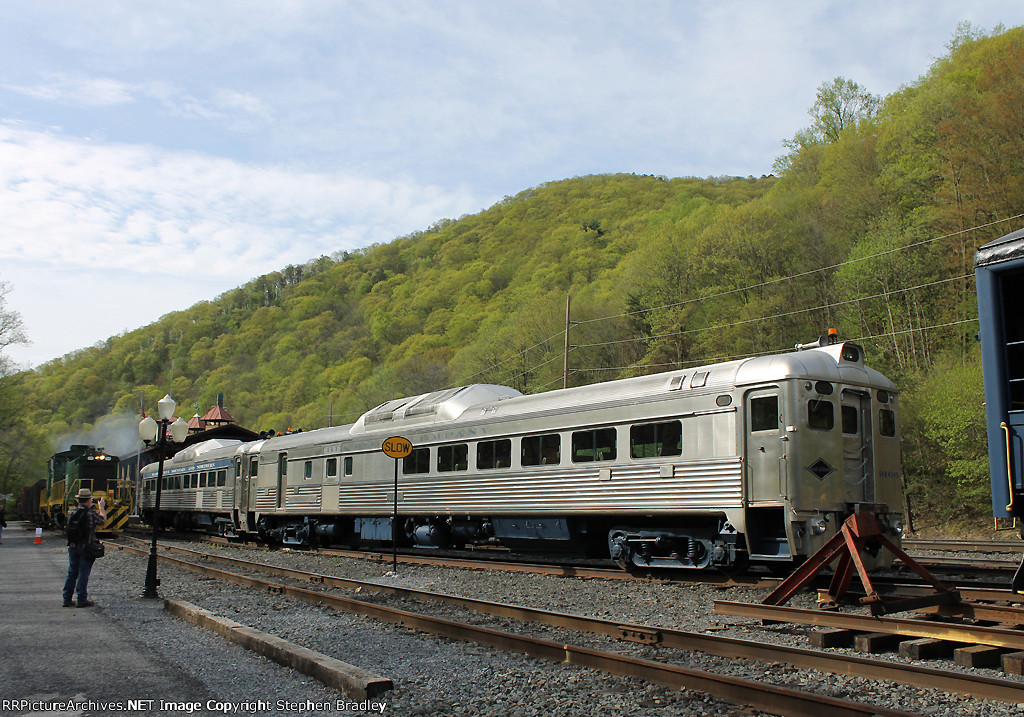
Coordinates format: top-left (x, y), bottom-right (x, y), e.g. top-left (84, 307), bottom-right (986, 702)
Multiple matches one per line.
top-left (477, 439), bottom-right (512, 469)
top-left (572, 428), bottom-right (617, 463)
top-left (808, 400), bottom-right (834, 430)
top-left (630, 421), bottom-right (682, 458)
top-left (879, 409), bottom-right (896, 437)
top-left (522, 434), bottom-right (560, 466)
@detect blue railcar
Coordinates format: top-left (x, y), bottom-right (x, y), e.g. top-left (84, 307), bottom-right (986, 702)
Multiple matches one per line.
top-left (975, 227), bottom-right (1024, 520)
top-left (974, 225), bottom-right (1024, 590)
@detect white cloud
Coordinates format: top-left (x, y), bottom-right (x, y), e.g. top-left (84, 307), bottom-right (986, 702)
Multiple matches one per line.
top-left (0, 122), bottom-right (489, 366)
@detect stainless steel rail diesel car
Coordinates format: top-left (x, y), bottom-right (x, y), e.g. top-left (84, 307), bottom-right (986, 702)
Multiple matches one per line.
top-left (141, 336), bottom-right (905, 571)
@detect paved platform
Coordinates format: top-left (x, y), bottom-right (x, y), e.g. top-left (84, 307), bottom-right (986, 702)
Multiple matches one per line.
top-left (0, 525), bottom-right (218, 716)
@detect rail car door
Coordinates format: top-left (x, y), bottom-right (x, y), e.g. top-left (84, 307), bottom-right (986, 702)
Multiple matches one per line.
top-left (840, 390), bottom-right (874, 503)
top-left (745, 389), bottom-right (786, 502)
top-left (277, 452), bottom-right (287, 509)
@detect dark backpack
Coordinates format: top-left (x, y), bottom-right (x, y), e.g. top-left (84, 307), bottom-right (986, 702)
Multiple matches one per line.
top-left (66, 507), bottom-right (89, 543)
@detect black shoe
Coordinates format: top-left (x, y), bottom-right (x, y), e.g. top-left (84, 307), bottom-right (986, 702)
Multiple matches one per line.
top-left (63, 601), bottom-right (73, 607)
top-left (76, 600), bottom-right (96, 608)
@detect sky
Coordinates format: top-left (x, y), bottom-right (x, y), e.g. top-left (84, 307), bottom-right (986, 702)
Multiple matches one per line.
top-left (0, 1), bottom-right (1020, 369)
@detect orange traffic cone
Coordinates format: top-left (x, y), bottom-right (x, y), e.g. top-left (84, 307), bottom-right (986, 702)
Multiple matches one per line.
top-left (34, 528), bottom-right (42, 544)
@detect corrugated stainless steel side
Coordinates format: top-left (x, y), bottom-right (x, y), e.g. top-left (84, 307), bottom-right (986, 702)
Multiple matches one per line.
top-left (322, 457), bottom-right (742, 514)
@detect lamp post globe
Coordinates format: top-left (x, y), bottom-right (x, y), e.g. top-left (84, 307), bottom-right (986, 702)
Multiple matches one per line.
top-left (139, 394), bottom-right (185, 600)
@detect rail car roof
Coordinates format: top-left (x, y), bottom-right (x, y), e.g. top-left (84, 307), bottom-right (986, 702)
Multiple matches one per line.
top-left (163, 438), bottom-right (242, 465)
top-left (975, 226), bottom-right (1024, 268)
top-left (271, 341), bottom-right (893, 439)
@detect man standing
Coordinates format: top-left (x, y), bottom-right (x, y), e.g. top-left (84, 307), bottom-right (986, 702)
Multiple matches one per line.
top-left (62, 488), bottom-right (106, 608)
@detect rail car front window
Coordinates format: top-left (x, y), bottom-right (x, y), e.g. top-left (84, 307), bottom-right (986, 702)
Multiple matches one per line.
top-left (477, 439), bottom-right (512, 469)
top-left (572, 428), bottom-right (617, 462)
top-left (630, 421), bottom-right (682, 458)
top-left (879, 409), bottom-right (896, 437)
top-left (404, 447), bottom-right (430, 474)
top-left (522, 434), bottom-right (560, 466)
top-left (841, 405), bottom-right (858, 434)
top-left (438, 444), bottom-right (469, 472)
top-left (808, 399), bottom-right (835, 430)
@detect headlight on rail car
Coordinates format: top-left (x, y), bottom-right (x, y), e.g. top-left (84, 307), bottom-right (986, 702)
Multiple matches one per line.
top-left (889, 519), bottom-right (904, 536)
top-left (809, 518), bottom-right (828, 535)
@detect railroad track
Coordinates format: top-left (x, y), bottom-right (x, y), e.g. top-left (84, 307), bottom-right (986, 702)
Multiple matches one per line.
top-left (903, 538), bottom-right (1024, 553)
top-left (715, 600), bottom-right (1024, 676)
top-left (111, 536), bottom-right (1024, 709)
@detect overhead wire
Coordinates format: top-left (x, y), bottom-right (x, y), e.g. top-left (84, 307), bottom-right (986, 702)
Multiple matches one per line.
top-left (454, 214), bottom-right (1020, 390)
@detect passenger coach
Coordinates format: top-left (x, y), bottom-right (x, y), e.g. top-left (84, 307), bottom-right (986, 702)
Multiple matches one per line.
top-left (142, 336), bottom-right (904, 571)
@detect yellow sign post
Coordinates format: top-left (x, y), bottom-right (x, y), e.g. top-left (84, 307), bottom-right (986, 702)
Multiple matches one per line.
top-left (382, 436), bottom-right (412, 572)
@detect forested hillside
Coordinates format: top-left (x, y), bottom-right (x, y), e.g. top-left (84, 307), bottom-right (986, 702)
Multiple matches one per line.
top-left (3, 25), bottom-right (1023, 527)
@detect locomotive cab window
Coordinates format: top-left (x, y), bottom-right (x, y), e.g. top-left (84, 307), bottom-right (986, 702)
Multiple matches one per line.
top-left (522, 434), bottom-right (560, 466)
top-left (750, 395), bottom-right (779, 432)
top-left (630, 421), bottom-right (682, 458)
top-left (477, 439), bottom-right (512, 469)
top-left (404, 447), bottom-right (430, 474)
top-left (572, 428), bottom-right (617, 463)
top-left (438, 444), bottom-right (468, 472)
top-left (808, 399), bottom-right (834, 430)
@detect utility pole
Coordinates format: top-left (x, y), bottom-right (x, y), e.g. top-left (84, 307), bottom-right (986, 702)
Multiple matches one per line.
top-left (563, 294), bottom-right (573, 389)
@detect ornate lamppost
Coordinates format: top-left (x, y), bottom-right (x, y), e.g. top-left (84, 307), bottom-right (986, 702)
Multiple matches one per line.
top-left (138, 394), bottom-right (189, 599)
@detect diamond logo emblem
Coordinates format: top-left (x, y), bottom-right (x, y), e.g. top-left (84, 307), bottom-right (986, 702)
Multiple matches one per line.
top-left (806, 458), bottom-right (835, 481)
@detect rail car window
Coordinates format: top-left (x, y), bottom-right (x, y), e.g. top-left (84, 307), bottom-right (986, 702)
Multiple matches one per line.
top-left (522, 434), bottom-right (561, 466)
top-left (879, 409), bottom-right (896, 437)
top-left (808, 399), bottom-right (834, 430)
top-left (326, 458), bottom-right (338, 478)
top-left (404, 447), bottom-right (431, 474)
top-left (303, 461), bottom-right (313, 480)
top-left (630, 421), bottom-right (682, 458)
top-left (438, 444), bottom-right (468, 472)
top-left (217, 470), bottom-right (226, 486)
top-left (477, 439), bottom-right (512, 469)
top-left (249, 457), bottom-right (258, 477)
top-left (572, 428), bottom-right (617, 462)
top-left (200, 472), bottom-right (208, 487)
top-left (750, 396), bottom-right (779, 432)
top-left (344, 456), bottom-right (353, 476)
top-left (841, 406), bottom-right (858, 435)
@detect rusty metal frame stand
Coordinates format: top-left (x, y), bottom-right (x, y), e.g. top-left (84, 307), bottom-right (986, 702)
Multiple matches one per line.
top-left (762, 513), bottom-right (958, 615)
top-left (1013, 554), bottom-right (1024, 595)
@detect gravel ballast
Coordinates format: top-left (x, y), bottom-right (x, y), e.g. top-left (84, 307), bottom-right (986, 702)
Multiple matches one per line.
top-left (68, 539), bottom-right (1024, 716)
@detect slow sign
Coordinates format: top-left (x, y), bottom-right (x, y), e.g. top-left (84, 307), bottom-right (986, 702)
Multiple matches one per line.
top-left (382, 436), bottom-right (412, 459)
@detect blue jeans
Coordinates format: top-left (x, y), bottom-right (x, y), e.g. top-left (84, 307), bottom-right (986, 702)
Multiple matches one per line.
top-left (63, 546), bottom-right (95, 604)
